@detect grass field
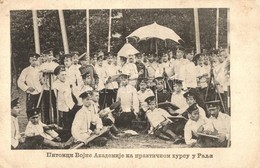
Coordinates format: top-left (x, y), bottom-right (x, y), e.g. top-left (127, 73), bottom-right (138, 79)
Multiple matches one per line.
top-left (13, 88), bottom-right (188, 149)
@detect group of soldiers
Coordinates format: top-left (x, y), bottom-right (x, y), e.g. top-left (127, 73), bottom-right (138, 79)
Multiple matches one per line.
top-left (11, 45), bottom-right (231, 149)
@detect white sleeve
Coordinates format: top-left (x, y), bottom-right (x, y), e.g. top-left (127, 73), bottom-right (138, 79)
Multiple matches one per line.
top-left (132, 87), bottom-right (139, 114)
top-left (71, 110), bottom-right (90, 142)
top-left (184, 122), bottom-right (197, 145)
top-left (17, 68), bottom-right (29, 92)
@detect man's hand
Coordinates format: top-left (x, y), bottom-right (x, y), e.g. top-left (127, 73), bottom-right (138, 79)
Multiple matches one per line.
top-left (218, 133), bottom-right (226, 143)
top-left (19, 137), bottom-right (26, 143)
top-left (94, 129), bottom-right (101, 135)
top-left (27, 87), bottom-right (35, 92)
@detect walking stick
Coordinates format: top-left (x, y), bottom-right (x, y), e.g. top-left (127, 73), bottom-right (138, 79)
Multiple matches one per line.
top-left (70, 126), bottom-right (111, 149)
top-left (48, 73), bottom-right (54, 123)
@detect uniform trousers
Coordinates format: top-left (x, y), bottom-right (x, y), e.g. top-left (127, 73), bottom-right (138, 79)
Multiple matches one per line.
top-left (26, 93), bottom-right (40, 119)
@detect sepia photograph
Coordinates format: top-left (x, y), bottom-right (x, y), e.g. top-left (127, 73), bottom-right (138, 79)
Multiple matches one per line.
top-left (10, 8), bottom-right (231, 150)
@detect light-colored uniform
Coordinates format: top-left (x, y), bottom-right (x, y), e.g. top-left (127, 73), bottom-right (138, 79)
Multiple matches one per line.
top-left (184, 116), bottom-right (214, 145)
top-left (94, 65), bottom-right (107, 91)
top-left (155, 61), bottom-right (175, 78)
top-left (119, 63), bottom-right (139, 87)
top-left (145, 61), bottom-right (159, 78)
top-left (104, 63), bottom-right (119, 90)
top-left (39, 61), bottom-right (59, 90)
top-left (213, 61), bottom-right (229, 93)
top-left (116, 84), bottom-right (139, 114)
top-left (71, 105), bottom-right (103, 143)
top-left (179, 61), bottom-right (198, 89)
top-left (209, 112), bottom-right (230, 139)
top-left (53, 80), bottom-right (75, 112)
top-left (11, 116), bottom-right (21, 148)
top-left (25, 121), bottom-right (59, 140)
top-left (137, 89), bottom-right (154, 112)
top-left (17, 65), bottom-right (42, 95)
top-left (171, 58), bottom-right (188, 80)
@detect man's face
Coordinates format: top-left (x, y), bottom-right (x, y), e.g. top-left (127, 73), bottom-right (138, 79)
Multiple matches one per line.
top-left (156, 81), bottom-right (164, 91)
top-left (11, 104), bottom-right (21, 117)
top-left (162, 54), bottom-right (168, 62)
top-left (128, 55), bottom-right (135, 63)
top-left (208, 106), bottom-right (219, 118)
top-left (83, 75), bottom-right (92, 85)
top-left (29, 57), bottom-right (39, 67)
top-left (58, 71), bottom-right (67, 82)
top-left (121, 78), bottom-right (128, 86)
top-left (91, 58), bottom-right (97, 66)
top-left (198, 57), bottom-right (204, 66)
top-left (136, 56), bottom-right (142, 63)
top-left (80, 59), bottom-right (89, 66)
top-left (218, 52), bottom-right (225, 63)
top-left (186, 53), bottom-right (194, 61)
top-left (64, 57), bottom-right (72, 68)
top-left (82, 97), bottom-right (92, 107)
top-left (189, 109), bottom-right (200, 121)
top-left (148, 101), bottom-right (156, 111)
top-left (107, 56), bottom-right (113, 64)
top-left (148, 55), bottom-right (154, 62)
top-left (139, 83), bottom-right (147, 91)
top-left (176, 50), bottom-right (184, 59)
top-left (97, 59), bottom-right (103, 66)
top-left (72, 55), bottom-right (79, 65)
top-left (46, 54), bottom-right (53, 62)
top-left (173, 84), bottom-right (182, 93)
top-left (168, 51), bottom-right (173, 58)
top-left (92, 92), bottom-right (99, 103)
top-left (30, 115), bottom-right (40, 125)
top-left (186, 96), bottom-right (196, 106)
top-left (204, 56), bottom-right (209, 65)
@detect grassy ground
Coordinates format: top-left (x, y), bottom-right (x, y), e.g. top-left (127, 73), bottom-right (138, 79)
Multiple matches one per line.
top-left (13, 88), bottom-right (188, 149)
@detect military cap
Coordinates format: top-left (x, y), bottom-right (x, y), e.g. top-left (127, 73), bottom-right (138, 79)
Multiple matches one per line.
top-left (64, 54), bottom-right (73, 59)
top-left (184, 47), bottom-right (194, 54)
top-left (79, 66), bottom-right (88, 76)
top-left (173, 79), bottom-right (183, 85)
top-left (176, 45), bottom-right (185, 51)
top-left (205, 100), bottom-right (221, 109)
top-left (29, 53), bottom-right (40, 59)
top-left (98, 51), bottom-right (104, 57)
top-left (119, 73), bottom-right (130, 79)
top-left (28, 108), bottom-right (41, 118)
top-left (53, 65), bottom-right (66, 76)
top-left (139, 78), bottom-right (148, 85)
top-left (183, 90), bottom-right (196, 99)
top-left (144, 96), bottom-right (156, 104)
top-left (97, 55), bottom-right (103, 61)
top-left (11, 98), bottom-right (19, 108)
top-left (110, 101), bottom-right (121, 110)
top-left (42, 48), bottom-right (54, 56)
top-left (79, 91), bottom-right (93, 99)
top-left (186, 103), bottom-right (199, 114)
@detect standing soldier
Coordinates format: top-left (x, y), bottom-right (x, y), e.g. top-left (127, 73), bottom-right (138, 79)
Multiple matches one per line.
top-left (104, 53), bottom-right (120, 107)
top-left (39, 49), bottom-right (59, 124)
top-left (155, 52), bottom-right (175, 79)
top-left (153, 76), bottom-right (171, 103)
top-left (135, 53), bottom-right (148, 89)
top-left (94, 55), bottom-right (107, 109)
top-left (115, 74), bottom-right (139, 129)
top-left (17, 53), bottom-right (42, 118)
top-left (145, 53), bottom-right (159, 79)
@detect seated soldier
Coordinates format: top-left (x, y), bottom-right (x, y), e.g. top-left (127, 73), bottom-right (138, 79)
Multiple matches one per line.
top-left (183, 90), bottom-right (207, 118)
top-left (90, 90), bottom-right (121, 139)
top-left (145, 96), bottom-right (182, 144)
top-left (171, 79), bottom-right (188, 114)
top-left (184, 104), bottom-right (214, 147)
top-left (153, 76), bottom-right (171, 103)
top-left (205, 100), bottom-right (230, 147)
top-left (115, 74), bottom-right (139, 129)
top-left (137, 79), bottom-right (154, 120)
top-left (11, 98), bottom-right (25, 149)
top-left (71, 91), bottom-right (108, 147)
top-left (24, 108), bottom-right (72, 149)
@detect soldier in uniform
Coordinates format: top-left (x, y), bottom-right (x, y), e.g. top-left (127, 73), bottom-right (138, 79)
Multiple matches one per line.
top-left (206, 100), bottom-right (230, 147)
top-left (145, 53), bottom-right (159, 79)
top-left (184, 104), bottom-right (214, 147)
top-left (53, 65), bottom-right (75, 130)
top-left (11, 98), bottom-right (25, 149)
top-left (135, 53), bottom-right (148, 90)
top-left (115, 74), bottom-right (139, 129)
top-left (170, 79), bottom-right (188, 114)
top-left (183, 91), bottom-right (207, 118)
top-left (145, 96), bottom-right (182, 143)
top-left (94, 55), bottom-right (107, 109)
top-left (104, 53), bottom-right (119, 107)
top-left (137, 79), bottom-right (154, 120)
top-left (39, 49), bottom-right (59, 124)
top-left (17, 53), bottom-right (42, 119)
top-left (153, 76), bottom-right (171, 103)
top-left (71, 91), bottom-right (108, 147)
